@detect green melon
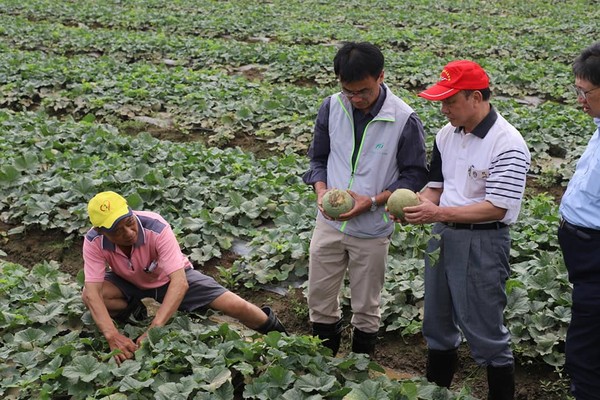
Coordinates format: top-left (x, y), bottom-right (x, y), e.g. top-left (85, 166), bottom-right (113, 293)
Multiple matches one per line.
top-left (322, 189), bottom-right (354, 218)
top-left (386, 188), bottom-right (419, 219)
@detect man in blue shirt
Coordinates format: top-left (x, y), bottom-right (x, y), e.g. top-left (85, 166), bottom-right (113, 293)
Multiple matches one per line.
top-left (559, 41), bottom-right (600, 400)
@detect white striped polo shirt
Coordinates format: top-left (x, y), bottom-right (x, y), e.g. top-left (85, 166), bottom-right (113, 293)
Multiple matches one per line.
top-left (427, 107), bottom-right (531, 224)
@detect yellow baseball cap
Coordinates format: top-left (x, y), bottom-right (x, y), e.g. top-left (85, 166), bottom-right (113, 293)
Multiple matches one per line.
top-left (88, 191), bottom-right (132, 231)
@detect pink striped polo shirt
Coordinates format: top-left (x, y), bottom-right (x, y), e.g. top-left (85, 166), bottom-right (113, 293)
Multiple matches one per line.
top-left (83, 210), bottom-right (192, 289)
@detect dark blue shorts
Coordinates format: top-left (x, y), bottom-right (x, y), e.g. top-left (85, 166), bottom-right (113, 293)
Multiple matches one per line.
top-left (105, 268), bottom-right (228, 312)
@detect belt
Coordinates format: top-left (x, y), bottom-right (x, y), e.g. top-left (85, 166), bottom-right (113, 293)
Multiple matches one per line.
top-left (444, 221), bottom-right (507, 230)
top-left (559, 219), bottom-right (600, 241)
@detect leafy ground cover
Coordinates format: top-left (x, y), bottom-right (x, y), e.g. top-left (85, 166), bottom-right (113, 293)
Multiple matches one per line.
top-left (1, 0), bottom-right (598, 398)
top-left (0, 228), bottom-right (570, 400)
top-left (2, 261), bottom-right (470, 400)
top-left (0, 109), bottom-right (571, 367)
top-left (0, 0), bottom-right (597, 180)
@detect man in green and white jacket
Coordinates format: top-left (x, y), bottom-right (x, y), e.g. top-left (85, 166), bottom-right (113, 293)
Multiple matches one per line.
top-left (302, 41), bottom-right (428, 356)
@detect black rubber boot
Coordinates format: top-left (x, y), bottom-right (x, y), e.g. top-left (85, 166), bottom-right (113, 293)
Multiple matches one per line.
top-left (426, 348), bottom-right (458, 388)
top-left (351, 327), bottom-right (377, 356)
top-left (487, 364), bottom-right (515, 400)
top-left (114, 298), bottom-right (148, 324)
top-left (312, 319), bottom-right (343, 356)
top-left (256, 306), bottom-right (288, 334)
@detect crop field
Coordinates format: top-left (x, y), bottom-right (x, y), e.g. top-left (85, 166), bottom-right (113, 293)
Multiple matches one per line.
top-left (1, 0), bottom-right (599, 399)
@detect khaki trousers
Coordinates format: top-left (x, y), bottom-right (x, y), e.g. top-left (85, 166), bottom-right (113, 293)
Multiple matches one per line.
top-left (307, 218), bottom-right (389, 333)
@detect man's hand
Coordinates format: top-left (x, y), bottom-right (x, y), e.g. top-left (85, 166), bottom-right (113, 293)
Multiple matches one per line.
top-left (136, 331), bottom-right (149, 347)
top-left (403, 194), bottom-right (441, 225)
top-left (336, 190), bottom-right (371, 221)
top-left (106, 331), bottom-right (138, 365)
top-left (314, 182), bottom-right (334, 220)
top-left (83, 282), bottom-right (139, 365)
top-left (387, 207), bottom-right (407, 224)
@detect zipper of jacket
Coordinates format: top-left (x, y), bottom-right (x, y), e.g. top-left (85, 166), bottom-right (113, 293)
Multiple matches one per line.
top-left (337, 95), bottom-right (397, 228)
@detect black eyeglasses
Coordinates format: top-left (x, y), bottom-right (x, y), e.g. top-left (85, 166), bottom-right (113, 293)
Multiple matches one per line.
top-left (571, 85), bottom-right (600, 100)
top-left (340, 87), bottom-right (372, 98)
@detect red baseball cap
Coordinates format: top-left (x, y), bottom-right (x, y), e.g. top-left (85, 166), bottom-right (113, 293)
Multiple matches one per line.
top-left (418, 60), bottom-right (489, 101)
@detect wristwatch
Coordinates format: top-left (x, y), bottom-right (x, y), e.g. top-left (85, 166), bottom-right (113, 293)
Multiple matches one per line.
top-left (370, 196), bottom-right (378, 212)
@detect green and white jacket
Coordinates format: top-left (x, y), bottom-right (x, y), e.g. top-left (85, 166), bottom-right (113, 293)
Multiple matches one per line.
top-left (323, 85), bottom-right (415, 238)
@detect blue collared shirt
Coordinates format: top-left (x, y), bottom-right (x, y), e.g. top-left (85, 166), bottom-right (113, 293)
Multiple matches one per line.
top-left (560, 118), bottom-right (600, 229)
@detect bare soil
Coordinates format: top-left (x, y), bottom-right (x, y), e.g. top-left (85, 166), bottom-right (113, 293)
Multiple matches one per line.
top-left (0, 215), bottom-right (570, 399)
top-left (119, 122), bottom-right (276, 159)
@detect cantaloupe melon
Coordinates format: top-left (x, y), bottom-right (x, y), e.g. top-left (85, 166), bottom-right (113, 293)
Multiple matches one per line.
top-left (322, 189), bottom-right (354, 218)
top-left (387, 188), bottom-right (419, 219)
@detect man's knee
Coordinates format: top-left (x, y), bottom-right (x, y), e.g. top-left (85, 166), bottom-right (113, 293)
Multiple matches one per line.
top-left (82, 282), bottom-right (128, 314)
top-left (81, 285), bottom-right (119, 305)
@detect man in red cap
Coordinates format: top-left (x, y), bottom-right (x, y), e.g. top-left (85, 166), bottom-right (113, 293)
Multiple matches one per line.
top-left (82, 191), bottom-right (286, 365)
top-left (398, 60), bottom-right (531, 400)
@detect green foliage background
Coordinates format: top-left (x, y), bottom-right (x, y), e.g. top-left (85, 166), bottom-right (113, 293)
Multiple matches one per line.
top-left (0, 0), bottom-right (598, 398)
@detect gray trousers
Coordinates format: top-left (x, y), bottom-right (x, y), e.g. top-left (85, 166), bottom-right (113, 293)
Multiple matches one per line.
top-left (423, 222), bottom-right (514, 367)
top-left (105, 268), bottom-right (227, 312)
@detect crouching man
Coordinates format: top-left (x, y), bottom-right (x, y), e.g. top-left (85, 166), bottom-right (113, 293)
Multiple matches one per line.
top-left (82, 191), bottom-right (286, 364)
